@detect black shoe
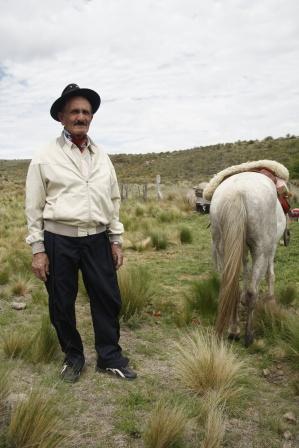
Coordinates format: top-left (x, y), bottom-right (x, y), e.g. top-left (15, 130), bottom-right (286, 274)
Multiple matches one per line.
top-left (60, 362), bottom-right (83, 383)
top-left (97, 365), bottom-right (137, 380)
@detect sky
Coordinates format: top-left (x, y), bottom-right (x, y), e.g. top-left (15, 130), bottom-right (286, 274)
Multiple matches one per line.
top-left (0, 0), bottom-right (298, 159)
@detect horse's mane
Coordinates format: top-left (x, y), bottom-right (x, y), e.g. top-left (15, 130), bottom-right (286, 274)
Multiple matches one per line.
top-left (203, 160), bottom-right (289, 201)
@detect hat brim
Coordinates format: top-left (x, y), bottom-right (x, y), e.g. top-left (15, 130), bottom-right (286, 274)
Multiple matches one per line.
top-left (50, 88), bottom-right (101, 121)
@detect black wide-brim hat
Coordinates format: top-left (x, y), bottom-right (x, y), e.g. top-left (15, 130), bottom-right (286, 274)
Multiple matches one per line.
top-left (50, 83), bottom-right (101, 121)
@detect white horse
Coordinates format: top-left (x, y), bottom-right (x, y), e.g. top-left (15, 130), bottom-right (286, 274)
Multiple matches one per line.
top-left (208, 171), bottom-right (287, 346)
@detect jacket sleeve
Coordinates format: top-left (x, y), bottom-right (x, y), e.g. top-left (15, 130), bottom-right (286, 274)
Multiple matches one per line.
top-left (107, 158), bottom-right (124, 243)
top-left (25, 160), bottom-right (47, 254)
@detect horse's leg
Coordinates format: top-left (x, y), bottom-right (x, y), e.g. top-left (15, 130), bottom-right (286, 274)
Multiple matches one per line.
top-left (241, 248), bottom-right (250, 306)
top-left (266, 251), bottom-right (276, 302)
top-left (228, 250), bottom-right (249, 341)
top-left (244, 250), bottom-right (267, 347)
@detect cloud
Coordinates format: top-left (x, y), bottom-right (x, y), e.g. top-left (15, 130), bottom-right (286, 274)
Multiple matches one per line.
top-left (0, 0), bottom-right (299, 158)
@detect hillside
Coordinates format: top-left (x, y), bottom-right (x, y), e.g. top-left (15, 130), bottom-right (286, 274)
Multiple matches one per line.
top-left (1, 135), bottom-right (299, 184)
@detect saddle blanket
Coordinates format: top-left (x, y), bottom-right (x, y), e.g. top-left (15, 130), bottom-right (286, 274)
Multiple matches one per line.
top-left (203, 160), bottom-right (289, 201)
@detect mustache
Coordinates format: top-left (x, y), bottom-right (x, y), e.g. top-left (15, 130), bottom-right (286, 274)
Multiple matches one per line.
top-left (74, 121), bottom-right (87, 126)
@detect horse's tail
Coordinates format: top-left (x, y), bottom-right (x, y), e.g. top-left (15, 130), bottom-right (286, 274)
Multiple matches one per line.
top-left (215, 191), bottom-right (246, 335)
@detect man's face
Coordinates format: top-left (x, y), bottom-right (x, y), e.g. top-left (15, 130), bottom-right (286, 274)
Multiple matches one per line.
top-left (58, 96), bottom-right (93, 137)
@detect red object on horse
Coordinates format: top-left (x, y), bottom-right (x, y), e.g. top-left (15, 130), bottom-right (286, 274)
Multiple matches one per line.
top-left (289, 208), bottom-right (299, 218)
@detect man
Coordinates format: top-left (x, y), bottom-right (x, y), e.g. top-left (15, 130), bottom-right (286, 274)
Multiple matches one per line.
top-left (26, 83), bottom-right (136, 382)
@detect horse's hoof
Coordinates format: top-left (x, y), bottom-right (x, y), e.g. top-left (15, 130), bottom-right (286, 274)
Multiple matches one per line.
top-left (228, 333), bottom-right (240, 342)
top-left (244, 334), bottom-right (254, 347)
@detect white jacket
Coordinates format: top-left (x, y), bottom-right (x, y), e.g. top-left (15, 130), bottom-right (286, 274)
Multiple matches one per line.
top-left (26, 134), bottom-right (124, 253)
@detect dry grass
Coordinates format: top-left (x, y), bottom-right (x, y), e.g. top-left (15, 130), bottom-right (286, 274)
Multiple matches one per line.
top-left (2, 331), bottom-right (31, 359)
top-left (6, 389), bottom-right (68, 448)
top-left (118, 265), bottom-right (155, 320)
top-left (200, 392), bottom-right (226, 448)
top-left (143, 400), bottom-right (186, 448)
top-left (31, 315), bottom-right (59, 363)
top-left (175, 329), bottom-right (247, 403)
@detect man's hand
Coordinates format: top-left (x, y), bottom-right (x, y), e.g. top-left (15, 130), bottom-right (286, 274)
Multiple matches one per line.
top-left (111, 244), bottom-right (123, 270)
top-left (32, 253), bottom-right (50, 282)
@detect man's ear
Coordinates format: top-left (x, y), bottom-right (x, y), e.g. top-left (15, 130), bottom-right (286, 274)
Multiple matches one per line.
top-left (58, 111), bottom-right (64, 124)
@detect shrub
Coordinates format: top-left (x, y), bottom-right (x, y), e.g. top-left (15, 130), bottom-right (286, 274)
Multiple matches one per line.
top-left (175, 329), bottom-right (247, 403)
top-left (118, 266), bottom-right (154, 320)
top-left (143, 400), bottom-right (186, 448)
top-left (179, 226), bottom-right (193, 244)
top-left (150, 231), bottom-right (168, 250)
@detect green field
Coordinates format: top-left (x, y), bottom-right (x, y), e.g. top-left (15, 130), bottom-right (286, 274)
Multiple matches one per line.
top-left (0, 141), bottom-right (299, 447)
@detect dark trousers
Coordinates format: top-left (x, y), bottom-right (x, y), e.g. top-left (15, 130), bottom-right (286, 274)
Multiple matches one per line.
top-left (44, 230), bottom-right (128, 369)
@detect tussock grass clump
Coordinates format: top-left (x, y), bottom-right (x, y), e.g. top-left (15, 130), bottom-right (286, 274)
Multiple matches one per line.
top-left (31, 288), bottom-right (48, 306)
top-left (201, 394), bottom-right (226, 448)
top-left (175, 329), bottom-right (247, 402)
top-left (281, 315), bottom-right (299, 362)
top-left (254, 300), bottom-right (288, 339)
top-left (2, 332), bottom-right (31, 359)
top-left (118, 266), bottom-right (154, 320)
top-left (135, 205), bottom-right (145, 217)
top-left (150, 231), bottom-right (168, 250)
top-left (10, 273), bottom-right (34, 297)
top-left (143, 400), bottom-right (186, 448)
top-left (31, 315), bottom-right (59, 364)
top-left (278, 284), bottom-right (297, 307)
top-left (157, 208), bottom-right (181, 223)
top-left (6, 389), bottom-right (68, 448)
top-left (185, 274), bottom-right (219, 323)
top-left (179, 226), bottom-right (193, 244)
top-left (0, 368), bottom-right (9, 424)
top-left (0, 270), bottom-right (9, 286)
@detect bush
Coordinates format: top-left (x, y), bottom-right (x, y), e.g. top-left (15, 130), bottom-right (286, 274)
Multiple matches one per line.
top-left (118, 266), bottom-right (154, 320)
top-left (179, 226), bottom-right (193, 244)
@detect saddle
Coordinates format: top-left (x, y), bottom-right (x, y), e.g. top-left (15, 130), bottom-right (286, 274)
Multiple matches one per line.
top-left (203, 160), bottom-right (290, 213)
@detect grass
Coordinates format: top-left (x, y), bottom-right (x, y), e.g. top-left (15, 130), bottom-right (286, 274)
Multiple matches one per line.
top-left (0, 270), bottom-right (9, 286)
top-left (2, 331), bottom-right (31, 359)
top-left (277, 284), bottom-right (297, 306)
top-left (179, 226), bottom-right (193, 244)
top-left (150, 230), bottom-right (169, 250)
top-left (6, 389), bottom-right (68, 448)
top-left (201, 398), bottom-right (226, 448)
top-left (143, 400), bottom-right (186, 448)
top-left (31, 315), bottom-right (59, 364)
top-left (175, 329), bottom-right (248, 403)
top-left (184, 274), bottom-right (219, 324)
top-left (0, 160), bottom-right (299, 447)
top-left (118, 265), bottom-right (155, 320)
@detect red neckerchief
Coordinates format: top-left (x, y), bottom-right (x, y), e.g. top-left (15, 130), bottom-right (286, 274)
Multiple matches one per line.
top-left (64, 129), bottom-right (88, 152)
